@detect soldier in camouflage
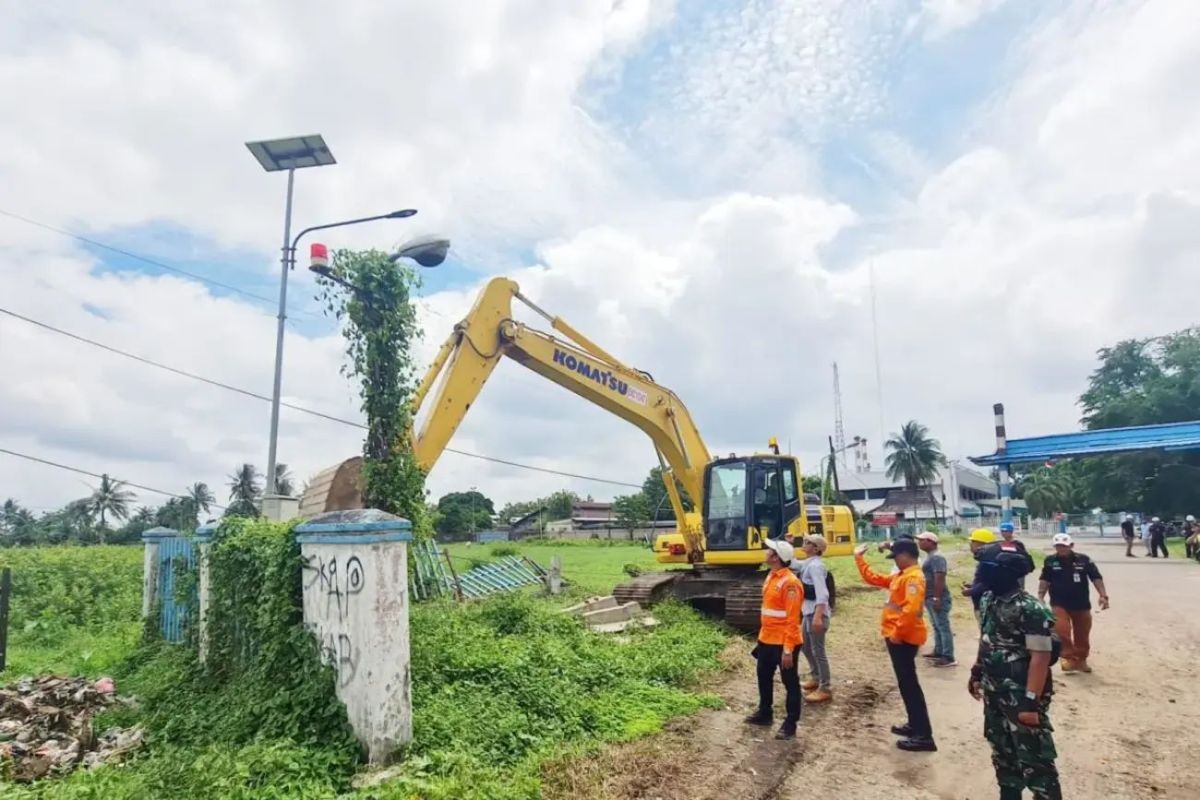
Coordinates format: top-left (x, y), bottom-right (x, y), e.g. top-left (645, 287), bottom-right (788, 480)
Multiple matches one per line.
top-left (968, 542), bottom-right (1062, 800)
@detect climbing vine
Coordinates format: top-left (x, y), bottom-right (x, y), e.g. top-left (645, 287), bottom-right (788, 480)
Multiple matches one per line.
top-left (316, 249), bottom-right (429, 535)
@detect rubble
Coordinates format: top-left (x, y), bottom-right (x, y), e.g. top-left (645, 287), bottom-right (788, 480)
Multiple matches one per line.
top-left (0, 676), bottom-right (142, 782)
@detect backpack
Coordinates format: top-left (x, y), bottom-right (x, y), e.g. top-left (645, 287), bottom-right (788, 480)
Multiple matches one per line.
top-left (801, 571), bottom-right (837, 612)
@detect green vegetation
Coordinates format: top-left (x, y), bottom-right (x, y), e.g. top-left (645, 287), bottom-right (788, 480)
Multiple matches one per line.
top-left (434, 490), bottom-right (496, 537)
top-left (3, 534), bottom-right (730, 799)
top-left (0, 546), bottom-right (143, 678)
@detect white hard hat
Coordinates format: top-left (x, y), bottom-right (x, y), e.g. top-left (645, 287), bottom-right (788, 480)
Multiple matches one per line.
top-left (1152, 517), bottom-right (1161, 522)
top-left (763, 538), bottom-right (795, 564)
top-left (1188, 515), bottom-right (1196, 522)
top-left (1052, 533), bottom-right (1074, 547)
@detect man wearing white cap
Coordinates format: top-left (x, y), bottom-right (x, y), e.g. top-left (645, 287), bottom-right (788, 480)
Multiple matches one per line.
top-left (917, 532), bottom-right (955, 667)
top-left (1037, 533), bottom-right (1109, 673)
top-left (1149, 517), bottom-right (1168, 558)
top-left (745, 538), bottom-right (805, 739)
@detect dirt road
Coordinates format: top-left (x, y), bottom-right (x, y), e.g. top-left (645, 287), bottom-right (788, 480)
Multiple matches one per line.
top-left (565, 539), bottom-right (1200, 800)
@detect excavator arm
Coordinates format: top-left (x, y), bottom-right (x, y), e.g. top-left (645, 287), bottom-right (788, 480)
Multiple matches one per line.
top-left (410, 278), bottom-right (707, 548)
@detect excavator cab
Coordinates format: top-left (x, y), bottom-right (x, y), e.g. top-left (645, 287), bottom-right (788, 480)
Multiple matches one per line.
top-left (702, 455), bottom-right (805, 561)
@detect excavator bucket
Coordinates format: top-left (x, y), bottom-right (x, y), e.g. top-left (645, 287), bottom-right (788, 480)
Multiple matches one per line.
top-left (299, 457), bottom-right (366, 518)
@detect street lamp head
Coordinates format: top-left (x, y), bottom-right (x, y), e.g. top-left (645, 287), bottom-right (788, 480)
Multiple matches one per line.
top-left (391, 235), bottom-right (450, 268)
top-left (386, 209), bottom-right (419, 219)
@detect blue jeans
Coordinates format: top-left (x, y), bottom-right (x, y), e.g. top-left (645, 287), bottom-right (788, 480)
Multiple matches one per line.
top-left (925, 597), bottom-right (954, 660)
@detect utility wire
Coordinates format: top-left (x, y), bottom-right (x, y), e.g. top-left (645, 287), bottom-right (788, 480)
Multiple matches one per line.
top-left (0, 447), bottom-right (228, 510)
top-left (0, 306), bottom-right (642, 489)
top-left (0, 207), bottom-right (323, 320)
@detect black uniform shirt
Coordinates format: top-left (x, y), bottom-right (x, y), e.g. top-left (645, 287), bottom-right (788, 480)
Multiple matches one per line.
top-left (1121, 519), bottom-right (1134, 538)
top-left (1039, 553), bottom-right (1102, 610)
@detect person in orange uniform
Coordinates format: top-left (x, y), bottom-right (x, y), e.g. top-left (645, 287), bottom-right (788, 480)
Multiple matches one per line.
top-left (855, 539), bottom-right (937, 752)
top-left (745, 538), bottom-right (805, 739)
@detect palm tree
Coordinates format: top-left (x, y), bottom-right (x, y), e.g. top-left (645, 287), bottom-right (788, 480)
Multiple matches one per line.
top-left (273, 464), bottom-right (295, 497)
top-left (227, 463), bottom-right (262, 518)
top-left (188, 482), bottom-right (215, 516)
top-left (90, 474), bottom-right (135, 542)
top-left (885, 420), bottom-right (947, 524)
top-left (1019, 468), bottom-right (1069, 519)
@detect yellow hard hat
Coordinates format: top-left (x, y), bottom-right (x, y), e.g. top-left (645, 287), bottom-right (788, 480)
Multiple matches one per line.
top-left (969, 528), bottom-right (997, 544)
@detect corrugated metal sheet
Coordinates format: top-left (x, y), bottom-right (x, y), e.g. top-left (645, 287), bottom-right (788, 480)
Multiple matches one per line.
top-left (409, 540), bottom-right (546, 602)
top-left (157, 535), bottom-right (196, 643)
top-left (971, 419), bottom-right (1200, 466)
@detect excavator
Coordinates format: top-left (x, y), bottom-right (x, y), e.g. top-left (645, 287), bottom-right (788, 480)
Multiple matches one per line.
top-left (300, 277), bottom-right (856, 631)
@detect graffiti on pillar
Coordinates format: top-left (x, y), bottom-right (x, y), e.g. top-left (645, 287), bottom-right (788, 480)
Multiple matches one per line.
top-left (317, 631), bottom-right (359, 687)
top-left (303, 554), bottom-right (364, 622)
top-left (303, 553), bottom-right (365, 687)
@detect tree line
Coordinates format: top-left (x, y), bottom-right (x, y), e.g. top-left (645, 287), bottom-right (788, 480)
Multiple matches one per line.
top-left (0, 463), bottom-right (294, 546)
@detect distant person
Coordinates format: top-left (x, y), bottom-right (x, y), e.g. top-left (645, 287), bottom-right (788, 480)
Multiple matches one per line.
top-left (970, 542), bottom-right (1061, 800)
top-left (1141, 519), bottom-right (1153, 556)
top-left (745, 539), bottom-right (804, 740)
top-left (795, 534), bottom-right (833, 703)
top-left (1184, 515), bottom-right (1197, 560)
top-left (916, 532), bottom-right (955, 667)
top-left (998, 521), bottom-right (1035, 587)
top-left (1038, 533), bottom-right (1109, 674)
top-left (1120, 514), bottom-right (1137, 558)
top-left (1149, 517), bottom-right (1169, 558)
top-left (962, 528), bottom-right (997, 623)
top-left (854, 539), bottom-right (936, 752)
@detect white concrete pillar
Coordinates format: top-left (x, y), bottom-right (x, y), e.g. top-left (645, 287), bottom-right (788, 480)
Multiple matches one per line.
top-left (194, 523), bottom-right (216, 663)
top-left (140, 527), bottom-right (175, 621)
top-left (261, 494), bottom-right (300, 522)
top-left (295, 510), bottom-right (413, 764)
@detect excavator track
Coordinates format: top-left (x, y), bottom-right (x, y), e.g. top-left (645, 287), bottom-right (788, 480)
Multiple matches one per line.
top-left (722, 579), bottom-right (764, 633)
top-left (612, 571), bottom-right (684, 607)
top-left (612, 569), bottom-right (763, 634)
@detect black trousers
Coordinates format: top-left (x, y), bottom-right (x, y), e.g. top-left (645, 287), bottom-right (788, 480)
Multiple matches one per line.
top-left (754, 642), bottom-right (802, 723)
top-left (1151, 534), bottom-right (1168, 558)
top-left (886, 640), bottom-right (933, 738)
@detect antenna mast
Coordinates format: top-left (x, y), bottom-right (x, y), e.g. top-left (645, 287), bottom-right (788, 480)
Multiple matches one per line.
top-left (832, 362), bottom-right (847, 469)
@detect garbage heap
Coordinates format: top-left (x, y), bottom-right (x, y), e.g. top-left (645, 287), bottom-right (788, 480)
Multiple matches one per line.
top-left (0, 676), bottom-right (143, 782)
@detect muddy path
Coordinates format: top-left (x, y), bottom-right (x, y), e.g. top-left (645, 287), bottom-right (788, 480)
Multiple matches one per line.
top-left (565, 539), bottom-right (1200, 800)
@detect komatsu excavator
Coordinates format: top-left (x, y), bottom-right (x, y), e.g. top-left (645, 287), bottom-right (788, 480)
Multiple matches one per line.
top-left (300, 277), bottom-right (856, 631)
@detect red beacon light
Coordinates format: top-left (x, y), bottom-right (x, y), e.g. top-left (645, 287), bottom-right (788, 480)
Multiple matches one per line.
top-left (309, 242), bottom-right (330, 270)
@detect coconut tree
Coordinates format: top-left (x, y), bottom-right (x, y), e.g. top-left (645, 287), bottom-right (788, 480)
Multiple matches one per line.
top-left (885, 420), bottom-right (948, 524)
top-left (90, 474), bottom-right (135, 542)
top-left (273, 464), bottom-right (295, 497)
top-left (187, 482), bottom-right (215, 519)
top-left (1019, 467), bottom-right (1069, 519)
top-left (226, 463), bottom-right (262, 518)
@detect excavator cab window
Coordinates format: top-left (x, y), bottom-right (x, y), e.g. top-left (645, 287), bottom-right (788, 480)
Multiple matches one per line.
top-left (704, 457), bottom-right (802, 549)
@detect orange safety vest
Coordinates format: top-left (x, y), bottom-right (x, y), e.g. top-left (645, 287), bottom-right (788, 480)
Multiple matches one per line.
top-left (854, 556), bottom-right (928, 646)
top-left (758, 566), bottom-right (804, 650)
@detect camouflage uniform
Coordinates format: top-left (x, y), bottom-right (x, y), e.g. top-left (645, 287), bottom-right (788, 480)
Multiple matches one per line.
top-left (975, 589), bottom-right (1062, 800)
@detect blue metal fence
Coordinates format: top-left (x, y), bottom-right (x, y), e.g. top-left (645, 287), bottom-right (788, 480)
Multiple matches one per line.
top-left (143, 527), bottom-right (197, 643)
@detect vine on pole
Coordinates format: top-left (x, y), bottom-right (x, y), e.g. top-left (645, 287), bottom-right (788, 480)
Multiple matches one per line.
top-left (316, 249), bottom-right (429, 536)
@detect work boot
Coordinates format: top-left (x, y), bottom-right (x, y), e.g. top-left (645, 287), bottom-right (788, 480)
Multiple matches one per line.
top-left (1060, 659), bottom-right (1076, 673)
top-left (774, 721), bottom-right (797, 739)
top-left (805, 688), bottom-right (832, 704)
top-left (1077, 659), bottom-right (1092, 673)
top-left (890, 723), bottom-right (915, 737)
top-left (744, 711), bottom-right (773, 727)
top-left (896, 737), bottom-right (938, 752)
top-left (933, 657), bottom-right (958, 668)
top-left (801, 676), bottom-right (819, 691)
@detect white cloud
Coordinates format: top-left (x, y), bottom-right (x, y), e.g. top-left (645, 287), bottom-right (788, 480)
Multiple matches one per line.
top-left (920, 0), bottom-right (1013, 39)
top-left (3, 0), bottom-right (1199, 521)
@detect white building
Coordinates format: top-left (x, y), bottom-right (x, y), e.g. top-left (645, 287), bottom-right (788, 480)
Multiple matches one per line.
top-left (834, 460), bottom-right (1026, 526)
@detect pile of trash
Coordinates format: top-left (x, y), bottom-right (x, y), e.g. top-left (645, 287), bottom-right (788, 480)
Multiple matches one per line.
top-left (0, 675), bottom-right (143, 782)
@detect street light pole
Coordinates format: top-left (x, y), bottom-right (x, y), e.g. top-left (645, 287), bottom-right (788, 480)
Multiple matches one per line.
top-left (265, 167), bottom-right (295, 497)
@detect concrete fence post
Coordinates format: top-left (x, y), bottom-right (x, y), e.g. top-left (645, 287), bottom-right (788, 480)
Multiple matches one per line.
top-left (140, 527), bottom-right (176, 621)
top-left (295, 510), bottom-right (413, 764)
top-left (194, 523), bottom-right (217, 663)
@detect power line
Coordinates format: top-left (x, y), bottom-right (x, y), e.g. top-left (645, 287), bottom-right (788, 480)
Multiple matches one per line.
top-left (0, 207), bottom-right (323, 320)
top-left (0, 305), bottom-right (642, 489)
top-left (0, 446), bottom-right (227, 510)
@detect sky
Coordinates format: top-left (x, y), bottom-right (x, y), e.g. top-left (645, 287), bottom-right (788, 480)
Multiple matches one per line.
top-left (2, 0), bottom-right (1199, 517)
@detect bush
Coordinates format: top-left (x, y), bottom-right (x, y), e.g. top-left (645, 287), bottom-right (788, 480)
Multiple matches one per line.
top-left (0, 546), bottom-right (141, 640)
top-left (489, 544), bottom-right (519, 557)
